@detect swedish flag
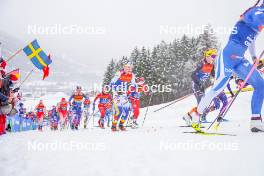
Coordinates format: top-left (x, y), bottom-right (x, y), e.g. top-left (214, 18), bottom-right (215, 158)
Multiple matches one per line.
top-left (23, 39), bottom-right (52, 70)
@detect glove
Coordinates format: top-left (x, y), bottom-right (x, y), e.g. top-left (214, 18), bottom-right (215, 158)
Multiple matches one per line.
top-left (257, 59), bottom-right (263, 70)
top-left (197, 82), bottom-right (204, 91)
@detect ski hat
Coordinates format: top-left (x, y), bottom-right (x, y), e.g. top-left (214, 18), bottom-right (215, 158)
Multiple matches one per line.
top-left (204, 48), bottom-right (217, 58)
top-left (102, 86), bottom-right (109, 93)
top-left (61, 98), bottom-right (66, 101)
top-left (123, 61), bottom-right (133, 68)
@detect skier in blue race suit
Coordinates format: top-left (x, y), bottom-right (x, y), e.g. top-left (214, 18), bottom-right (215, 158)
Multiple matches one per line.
top-left (68, 86), bottom-right (87, 130)
top-left (189, 1), bottom-right (264, 132)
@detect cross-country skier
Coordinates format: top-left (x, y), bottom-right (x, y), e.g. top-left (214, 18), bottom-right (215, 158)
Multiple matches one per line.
top-left (127, 77), bottom-right (148, 128)
top-left (68, 86), bottom-right (86, 130)
top-left (110, 63), bottom-right (136, 131)
top-left (35, 100), bottom-right (46, 131)
top-left (83, 96), bottom-right (91, 128)
top-left (57, 98), bottom-right (68, 130)
top-left (93, 88), bottom-right (112, 129)
top-left (49, 105), bottom-right (59, 130)
top-left (188, 1), bottom-right (264, 132)
top-left (191, 49), bottom-right (217, 104)
top-left (183, 49), bottom-right (232, 123)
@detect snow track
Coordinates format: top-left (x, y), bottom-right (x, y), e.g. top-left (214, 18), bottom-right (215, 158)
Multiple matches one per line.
top-left (1, 92), bottom-right (263, 176)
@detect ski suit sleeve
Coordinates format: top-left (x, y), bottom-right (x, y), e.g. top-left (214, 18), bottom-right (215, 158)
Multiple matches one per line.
top-left (191, 61), bottom-right (203, 85)
top-left (110, 71), bottom-right (121, 86)
top-left (211, 66), bottom-right (215, 78)
top-left (68, 95), bottom-right (74, 103)
top-left (93, 94), bottom-right (99, 105)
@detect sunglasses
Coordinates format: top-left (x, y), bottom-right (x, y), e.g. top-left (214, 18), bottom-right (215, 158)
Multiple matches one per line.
top-left (211, 55), bottom-right (217, 59)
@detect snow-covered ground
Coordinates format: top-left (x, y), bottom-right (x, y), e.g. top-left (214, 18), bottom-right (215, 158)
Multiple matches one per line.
top-left (0, 91), bottom-right (264, 176)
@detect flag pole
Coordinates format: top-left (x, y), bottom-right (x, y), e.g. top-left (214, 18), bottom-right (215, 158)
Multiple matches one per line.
top-left (19, 69), bottom-right (34, 88)
top-left (6, 49), bottom-right (23, 62)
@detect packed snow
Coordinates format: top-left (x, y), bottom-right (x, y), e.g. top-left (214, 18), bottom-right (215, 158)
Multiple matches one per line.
top-left (0, 91), bottom-right (263, 176)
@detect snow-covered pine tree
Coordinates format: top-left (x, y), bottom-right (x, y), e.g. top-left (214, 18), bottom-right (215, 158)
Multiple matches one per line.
top-left (101, 24), bottom-right (219, 106)
top-left (102, 59), bottom-right (116, 86)
top-left (197, 24), bottom-right (219, 59)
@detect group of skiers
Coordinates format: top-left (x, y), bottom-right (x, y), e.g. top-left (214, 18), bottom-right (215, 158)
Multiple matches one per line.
top-left (1, 1), bottom-right (264, 135)
top-left (30, 66), bottom-right (149, 132)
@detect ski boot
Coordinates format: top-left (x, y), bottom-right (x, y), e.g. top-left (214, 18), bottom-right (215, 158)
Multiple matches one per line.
top-left (188, 107), bottom-right (203, 132)
top-left (127, 117), bottom-right (133, 127)
top-left (71, 124), bottom-right (75, 130)
top-left (84, 118), bottom-right (87, 129)
top-left (119, 119), bottom-right (126, 131)
top-left (98, 118), bottom-right (105, 129)
top-left (75, 124), bottom-right (79, 130)
top-left (216, 116), bottom-right (228, 122)
top-left (131, 120), bottom-right (139, 129)
top-left (111, 121), bottom-right (118, 132)
top-left (200, 114), bottom-right (207, 123)
top-left (250, 116), bottom-right (264, 132)
top-left (119, 124), bottom-right (126, 131)
top-left (183, 107), bottom-right (199, 126)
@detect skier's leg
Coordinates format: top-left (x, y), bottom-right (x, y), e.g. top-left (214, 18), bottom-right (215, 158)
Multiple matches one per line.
top-left (119, 106), bottom-right (130, 130)
top-left (197, 50), bottom-right (232, 116)
top-left (217, 91), bottom-right (229, 112)
top-left (132, 99), bottom-right (140, 128)
top-left (112, 104), bottom-right (122, 131)
top-left (192, 81), bottom-right (205, 105)
top-left (233, 59), bottom-right (264, 117)
top-left (98, 106), bottom-right (106, 128)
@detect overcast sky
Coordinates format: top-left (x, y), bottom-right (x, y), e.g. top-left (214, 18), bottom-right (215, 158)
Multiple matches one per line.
top-left (0, 0), bottom-right (263, 76)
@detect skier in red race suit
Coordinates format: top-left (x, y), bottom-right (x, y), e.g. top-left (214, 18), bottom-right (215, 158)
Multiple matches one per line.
top-left (57, 98), bottom-right (68, 130)
top-left (127, 77), bottom-right (148, 128)
top-left (35, 100), bottom-right (46, 131)
top-left (93, 88), bottom-right (113, 129)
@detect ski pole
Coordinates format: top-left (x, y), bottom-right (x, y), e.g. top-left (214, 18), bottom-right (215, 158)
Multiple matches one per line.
top-left (208, 49), bottom-right (264, 130)
top-left (92, 110), bottom-right (95, 128)
top-left (141, 93), bottom-right (154, 127)
top-left (153, 93), bottom-right (193, 112)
